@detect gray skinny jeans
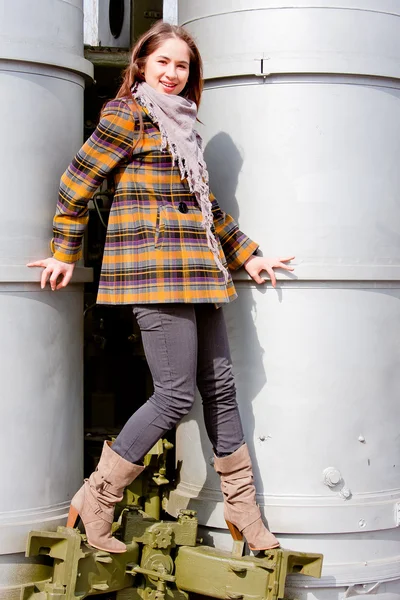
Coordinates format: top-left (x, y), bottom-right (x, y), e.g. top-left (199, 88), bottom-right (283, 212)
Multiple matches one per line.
top-left (112, 303), bottom-right (245, 463)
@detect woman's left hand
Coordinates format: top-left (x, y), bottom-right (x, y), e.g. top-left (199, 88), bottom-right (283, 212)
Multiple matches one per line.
top-left (244, 255), bottom-right (295, 287)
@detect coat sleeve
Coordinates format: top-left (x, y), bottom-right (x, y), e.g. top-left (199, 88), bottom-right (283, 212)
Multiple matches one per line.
top-left (51, 99), bottom-right (137, 263)
top-left (210, 192), bottom-right (259, 270)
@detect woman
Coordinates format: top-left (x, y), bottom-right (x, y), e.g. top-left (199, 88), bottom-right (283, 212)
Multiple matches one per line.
top-left (28, 22), bottom-right (293, 554)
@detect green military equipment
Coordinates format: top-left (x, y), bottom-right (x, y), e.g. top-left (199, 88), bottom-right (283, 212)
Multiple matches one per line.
top-left (25, 510), bottom-right (322, 600)
top-left (123, 508), bottom-right (198, 548)
top-left (24, 527), bottom-right (139, 599)
top-left (23, 441), bottom-right (323, 599)
top-left (174, 546), bottom-right (322, 600)
top-left (119, 438), bottom-right (173, 521)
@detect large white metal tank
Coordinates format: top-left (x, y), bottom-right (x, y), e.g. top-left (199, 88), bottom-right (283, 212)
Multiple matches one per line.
top-left (0, 0), bottom-right (92, 595)
top-left (169, 2), bottom-right (400, 599)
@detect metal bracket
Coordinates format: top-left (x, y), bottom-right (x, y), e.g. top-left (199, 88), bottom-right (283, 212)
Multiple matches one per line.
top-left (175, 546), bottom-right (323, 600)
top-left (255, 58), bottom-right (271, 79)
top-left (127, 564), bottom-right (176, 583)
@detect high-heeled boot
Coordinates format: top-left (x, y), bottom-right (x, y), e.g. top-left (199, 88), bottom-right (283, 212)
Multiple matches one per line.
top-left (67, 441), bottom-right (144, 553)
top-left (214, 443), bottom-right (280, 551)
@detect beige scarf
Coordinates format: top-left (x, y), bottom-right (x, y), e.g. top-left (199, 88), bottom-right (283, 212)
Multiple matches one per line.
top-left (132, 82), bottom-right (229, 282)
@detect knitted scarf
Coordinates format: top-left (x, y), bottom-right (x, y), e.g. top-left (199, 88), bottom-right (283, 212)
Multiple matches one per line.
top-left (132, 82), bottom-right (229, 282)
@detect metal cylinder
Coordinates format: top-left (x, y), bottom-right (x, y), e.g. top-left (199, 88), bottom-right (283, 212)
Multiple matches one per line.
top-left (169, 2), bottom-right (400, 599)
top-left (0, 0), bottom-right (92, 570)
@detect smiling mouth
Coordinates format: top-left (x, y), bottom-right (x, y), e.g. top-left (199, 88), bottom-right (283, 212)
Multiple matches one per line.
top-left (160, 81), bottom-right (177, 89)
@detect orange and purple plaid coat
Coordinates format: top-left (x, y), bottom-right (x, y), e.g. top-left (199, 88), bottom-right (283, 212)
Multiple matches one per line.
top-left (52, 98), bottom-right (258, 305)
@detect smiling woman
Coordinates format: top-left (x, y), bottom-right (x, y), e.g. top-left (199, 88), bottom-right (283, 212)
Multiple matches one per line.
top-left (115, 21), bottom-right (204, 106)
top-left (28, 20), bottom-right (293, 556)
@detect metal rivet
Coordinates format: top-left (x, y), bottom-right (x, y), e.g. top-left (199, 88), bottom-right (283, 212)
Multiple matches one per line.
top-left (339, 487), bottom-right (352, 500)
top-left (323, 467), bottom-right (342, 487)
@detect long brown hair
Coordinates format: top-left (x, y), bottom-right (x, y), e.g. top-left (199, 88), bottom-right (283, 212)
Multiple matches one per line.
top-left (116, 21), bottom-right (203, 108)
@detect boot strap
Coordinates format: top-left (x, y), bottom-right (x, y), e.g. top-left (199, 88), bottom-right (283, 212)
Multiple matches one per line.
top-left (91, 476), bottom-right (122, 497)
top-left (84, 483), bottom-right (114, 524)
top-left (101, 480), bottom-right (122, 496)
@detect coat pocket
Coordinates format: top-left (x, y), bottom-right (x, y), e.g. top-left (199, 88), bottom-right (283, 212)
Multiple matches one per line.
top-left (155, 204), bottom-right (207, 250)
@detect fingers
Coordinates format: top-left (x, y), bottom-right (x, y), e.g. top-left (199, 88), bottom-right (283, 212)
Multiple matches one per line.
top-left (28, 257), bottom-right (52, 287)
top-left (49, 268), bottom-right (63, 291)
top-left (247, 267), bottom-right (274, 286)
top-left (27, 257), bottom-right (74, 290)
top-left (27, 260), bottom-right (47, 268)
top-left (278, 262), bottom-right (295, 271)
top-left (56, 270), bottom-right (73, 290)
top-left (251, 272), bottom-right (267, 285)
top-left (264, 266), bottom-right (277, 287)
top-left (41, 267), bottom-right (53, 290)
top-left (249, 268), bottom-right (276, 286)
top-left (246, 255), bottom-right (295, 286)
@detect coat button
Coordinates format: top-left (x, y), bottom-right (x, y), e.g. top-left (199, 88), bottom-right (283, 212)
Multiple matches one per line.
top-left (178, 201), bottom-right (188, 214)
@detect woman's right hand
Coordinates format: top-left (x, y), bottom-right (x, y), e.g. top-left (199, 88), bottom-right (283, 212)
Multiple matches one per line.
top-left (27, 257), bottom-right (75, 291)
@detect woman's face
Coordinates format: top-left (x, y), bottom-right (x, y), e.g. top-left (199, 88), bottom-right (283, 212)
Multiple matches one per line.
top-left (144, 37), bottom-right (190, 95)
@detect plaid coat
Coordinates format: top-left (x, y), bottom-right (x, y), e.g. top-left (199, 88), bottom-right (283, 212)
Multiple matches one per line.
top-left (52, 98), bottom-right (258, 305)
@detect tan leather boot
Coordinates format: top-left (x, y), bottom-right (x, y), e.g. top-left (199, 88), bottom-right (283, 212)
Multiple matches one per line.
top-left (67, 441), bottom-right (144, 553)
top-left (214, 443), bottom-right (280, 551)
